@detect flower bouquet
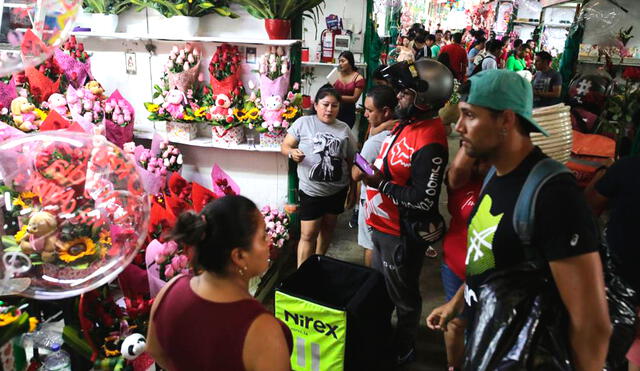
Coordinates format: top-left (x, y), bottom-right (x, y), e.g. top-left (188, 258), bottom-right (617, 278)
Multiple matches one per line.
top-left (209, 43), bottom-right (241, 97)
top-left (205, 79), bottom-right (246, 145)
top-left (211, 163), bottom-right (239, 197)
top-left (104, 90), bottom-right (134, 148)
top-left (258, 83), bottom-right (302, 147)
top-left (0, 78), bottom-right (17, 114)
top-left (0, 303), bottom-right (37, 349)
top-left (235, 79), bottom-right (264, 130)
top-left (66, 85), bottom-right (105, 134)
top-left (123, 136), bottom-right (183, 195)
top-left (261, 205), bottom-right (290, 260)
top-left (24, 57), bottom-right (63, 104)
top-left (54, 35), bottom-right (92, 89)
top-left (145, 81), bottom-right (208, 141)
top-left (166, 44), bottom-right (201, 92)
top-left (259, 46), bottom-right (290, 100)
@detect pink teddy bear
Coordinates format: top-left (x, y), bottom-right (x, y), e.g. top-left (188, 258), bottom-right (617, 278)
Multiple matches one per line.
top-left (163, 89), bottom-right (186, 119)
top-left (261, 95), bottom-right (286, 131)
top-left (46, 93), bottom-right (68, 116)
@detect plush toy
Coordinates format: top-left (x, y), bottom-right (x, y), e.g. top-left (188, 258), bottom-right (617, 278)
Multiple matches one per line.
top-left (85, 80), bottom-right (105, 98)
top-left (209, 94), bottom-right (234, 124)
top-left (162, 89), bottom-right (186, 120)
top-left (46, 93), bottom-right (68, 116)
top-left (10, 97), bottom-right (40, 132)
top-left (261, 95), bottom-right (286, 131)
top-left (19, 211), bottom-right (59, 263)
top-left (120, 333), bottom-right (147, 360)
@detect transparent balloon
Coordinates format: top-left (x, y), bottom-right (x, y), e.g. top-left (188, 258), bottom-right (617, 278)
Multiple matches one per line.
top-left (0, 0), bottom-right (81, 77)
top-left (0, 131), bottom-right (149, 299)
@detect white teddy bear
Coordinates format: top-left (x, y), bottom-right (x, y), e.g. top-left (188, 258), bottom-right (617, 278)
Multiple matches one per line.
top-left (209, 94), bottom-right (234, 124)
top-left (261, 95), bottom-right (286, 131)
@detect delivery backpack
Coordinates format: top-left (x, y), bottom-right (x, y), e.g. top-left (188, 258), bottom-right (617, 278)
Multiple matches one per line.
top-left (466, 158), bottom-right (638, 370)
top-left (275, 255), bottom-right (393, 371)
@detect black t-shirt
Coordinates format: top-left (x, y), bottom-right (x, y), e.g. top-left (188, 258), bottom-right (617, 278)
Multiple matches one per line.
top-left (595, 156), bottom-right (640, 291)
top-left (464, 148), bottom-right (598, 310)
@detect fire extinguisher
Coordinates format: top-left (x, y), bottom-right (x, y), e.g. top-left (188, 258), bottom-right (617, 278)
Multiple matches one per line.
top-left (320, 29), bottom-right (340, 63)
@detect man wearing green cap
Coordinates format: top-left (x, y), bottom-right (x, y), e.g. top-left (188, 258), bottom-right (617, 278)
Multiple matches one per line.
top-left (426, 69), bottom-right (611, 370)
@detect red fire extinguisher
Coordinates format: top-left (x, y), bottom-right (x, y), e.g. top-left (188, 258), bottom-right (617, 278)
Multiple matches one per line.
top-left (320, 29), bottom-right (340, 63)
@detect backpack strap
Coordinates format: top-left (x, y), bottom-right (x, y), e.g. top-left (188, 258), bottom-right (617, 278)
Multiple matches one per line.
top-left (513, 158), bottom-right (571, 247)
top-left (480, 166), bottom-right (496, 193)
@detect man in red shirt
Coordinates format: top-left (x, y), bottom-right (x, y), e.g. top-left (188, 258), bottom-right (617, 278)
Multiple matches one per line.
top-left (362, 59), bottom-right (453, 366)
top-left (439, 32), bottom-right (468, 82)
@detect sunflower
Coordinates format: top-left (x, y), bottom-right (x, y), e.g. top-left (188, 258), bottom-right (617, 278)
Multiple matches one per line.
top-left (102, 335), bottom-right (121, 357)
top-left (14, 225), bottom-right (28, 243)
top-left (283, 107), bottom-right (298, 120)
top-left (34, 108), bottom-right (47, 121)
top-left (194, 106), bottom-right (208, 118)
top-left (145, 103), bottom-right (160, 113)
top-left (246, 108), bottom-right (260, 121)
top-left (0, 312), bottom-right (19, 326)
top-left (183, 114), bottom-right (195, 121)
top-left (28, 317), bottom-right (38, 332)
top-left (234, 108), bottom-right (247, 121)
top-left (58, 237), bottom-right (96, 263)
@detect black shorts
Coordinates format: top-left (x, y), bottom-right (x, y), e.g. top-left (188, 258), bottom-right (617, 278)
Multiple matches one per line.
top-left (298, 187), bottom-right (348, 221)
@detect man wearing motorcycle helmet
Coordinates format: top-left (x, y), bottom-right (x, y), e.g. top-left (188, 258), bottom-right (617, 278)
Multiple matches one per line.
top-left (362, 59), bottom-right (452, 365)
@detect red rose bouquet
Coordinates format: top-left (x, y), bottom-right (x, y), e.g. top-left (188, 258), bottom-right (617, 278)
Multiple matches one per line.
top-left (209, 43), bottom-right (241, 97)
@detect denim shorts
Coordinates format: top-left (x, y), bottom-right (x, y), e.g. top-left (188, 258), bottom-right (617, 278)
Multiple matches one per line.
top-left (441, 262), bottom-right (464, 302)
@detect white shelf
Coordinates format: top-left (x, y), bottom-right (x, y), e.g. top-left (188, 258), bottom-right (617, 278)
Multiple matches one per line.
top-left (72, 32), bottom-right (301, 46)
top-left (514, 21), bottom-right (539, 26)
top-left (577, 58), bottom-right (640, 67)
top-left (134, 130), bottom-right (282, 153)
top-left (544, 23), bottom-right (571, 28)
top-left (302, 61), bottom-right (367, 68)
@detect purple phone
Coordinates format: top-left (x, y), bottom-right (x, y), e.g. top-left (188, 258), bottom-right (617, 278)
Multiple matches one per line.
top-left (355, 153), bottom-right (375, 176)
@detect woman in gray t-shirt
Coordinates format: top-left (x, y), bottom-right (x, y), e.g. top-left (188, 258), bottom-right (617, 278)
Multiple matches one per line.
top-left (281, 87), bottom-right (357, 266)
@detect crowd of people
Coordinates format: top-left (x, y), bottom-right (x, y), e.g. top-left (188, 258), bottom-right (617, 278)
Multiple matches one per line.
top-left (146, 24), bottom-right (639, 371)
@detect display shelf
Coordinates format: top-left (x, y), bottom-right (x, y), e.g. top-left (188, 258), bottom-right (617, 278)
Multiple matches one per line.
top-left (302, 61), bottom-right (367, 68)
top-left (72, 31), bottom-right (301, 46)
top-left (514, 21), bottom-right (540, 26)
top-left (134, 129), bottom-right (282, 153)
top-left (544, 23), bottom-right (571, 28)
top-left (577, 58), bottom-right (640, 67)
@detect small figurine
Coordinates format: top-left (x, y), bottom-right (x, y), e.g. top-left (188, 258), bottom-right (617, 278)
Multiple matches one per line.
top-left (11, 97), bottom-right (40, 132)
top-left (19, 211), bottom-right (59, 263)
top-left (261, 95), bottom-right (286, 130)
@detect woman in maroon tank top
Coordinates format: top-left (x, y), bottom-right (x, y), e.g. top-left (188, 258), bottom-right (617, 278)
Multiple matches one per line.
top-left (146, 196), bottom-right (292, 371)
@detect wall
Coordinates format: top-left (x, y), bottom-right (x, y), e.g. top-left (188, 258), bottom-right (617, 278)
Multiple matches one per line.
top-left (301, 0), bottom-right (368, 100)
top-left (77, 5), bottom-right (291, 208)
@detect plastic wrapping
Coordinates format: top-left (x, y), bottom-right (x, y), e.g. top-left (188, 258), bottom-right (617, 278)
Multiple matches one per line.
top-left (601, 239), bottom-right (639, 370)
top-left (0, 132), bottom-right (149, 300)
top-left (464, 263), bottom-right (572, 371)
top-left (0, 0), bottom-right (81, 77)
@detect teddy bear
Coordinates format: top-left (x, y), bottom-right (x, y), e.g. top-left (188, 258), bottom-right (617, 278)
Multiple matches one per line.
top-left (209, 94), bottom-right (234, 123)
top-left (19, 211), bottom-right (59, 263)
top-left (46, 93), bottom-right (68, 116)
top-left (85, 80), bottom-right (105, 98)
top-left (261, 95), bottom-right (286, 131)
top-left (162, 89), bottom-right (186, 120)
top-left (11, 97), bottom-right (40, 132)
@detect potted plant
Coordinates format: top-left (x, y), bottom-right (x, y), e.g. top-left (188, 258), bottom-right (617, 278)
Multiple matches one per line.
top-left (236, 0), bottom-right (326, 39)
top-left (128, 0), bottom-right (237, 37)
top-left (301, 66), bottom-right (315, 109)
top-left (82, 0), bottom-right (130, 33)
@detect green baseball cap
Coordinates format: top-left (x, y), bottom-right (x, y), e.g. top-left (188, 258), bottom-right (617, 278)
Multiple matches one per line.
top-left (465, 69), bottom-right (549, 136)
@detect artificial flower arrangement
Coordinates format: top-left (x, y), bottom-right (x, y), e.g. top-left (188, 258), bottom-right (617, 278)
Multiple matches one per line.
top-left (261, 205), bottom-right (290, 259)
top-left (166, 44), bottom-right (201, 92)
top-left (24, 56), bottom-right (65, 104)
top-left (258, 46), bottom-right (291, 101)
top-left (234, 79), bottom-right (264, 130)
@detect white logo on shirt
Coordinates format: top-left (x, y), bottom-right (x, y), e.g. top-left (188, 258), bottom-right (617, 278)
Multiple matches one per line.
top-left (570, 234), bottom-right (579, 247)
top-left (365, 192), bottom-right (390, 220)
top-left (389, 138), bottom-right (414, 168)
top-left (464, 285), bottom-right (478, 306)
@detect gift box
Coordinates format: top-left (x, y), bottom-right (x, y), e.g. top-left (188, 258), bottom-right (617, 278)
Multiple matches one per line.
top-left (212, 125), bottom-right (245, 146)
top-left (196, 122), bottom-right (212, 138)
top-left (167, 121), bottom-right (197, 142)
top-left (259, 130), bottom-right (286, 147)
